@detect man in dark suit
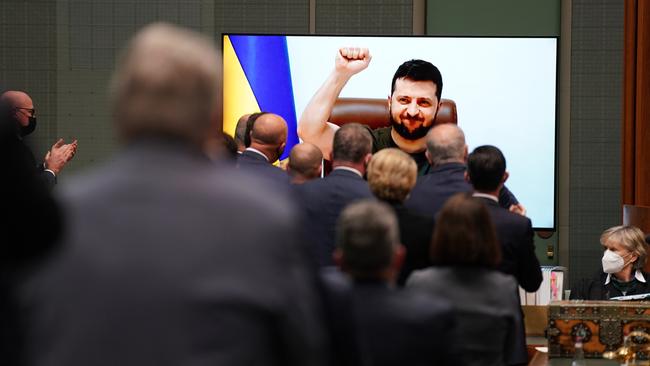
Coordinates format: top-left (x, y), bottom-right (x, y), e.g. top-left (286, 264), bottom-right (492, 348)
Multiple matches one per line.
top-left (294, 123), bottom-right (373, 266)
top-left (20, 23), bottom-right (326, 366)
top-left (406, 123), bottom-right (522, 220)
top-left (467, 144), bottom-right (542, 366)
top-left (323, 200), bottom-right (455, 366)
top-left (1, 90), bottom-right (78, 189)
top-left (1, 91), bottom-right (62, 366)
top-left (237, 112), bottom-right (289, 186)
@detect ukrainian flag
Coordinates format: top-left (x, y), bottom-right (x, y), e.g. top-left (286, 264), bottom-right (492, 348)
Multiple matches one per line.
top-left (223, 35), bottom-right (298, 161)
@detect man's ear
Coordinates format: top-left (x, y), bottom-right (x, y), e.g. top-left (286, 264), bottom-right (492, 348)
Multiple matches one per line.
top-left (392, 244), bottom-right (406, 273)
top-left (364, 153), bottom-right (373, 166)
top-left (502, 171), bottom-right (509, 185)
top-left (425, 149), bottom-right (433, 165)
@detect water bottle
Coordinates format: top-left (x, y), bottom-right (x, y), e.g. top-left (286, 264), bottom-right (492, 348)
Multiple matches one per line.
top-left (572, 337), bottom-right (586, 366)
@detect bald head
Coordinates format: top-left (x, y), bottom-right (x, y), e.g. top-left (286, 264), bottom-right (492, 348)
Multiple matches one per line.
top-left (110, 23), bottom-right (221, 146)
top-left (425, 123), bottom-right (467, 167)
top-left (288, 142), bottom-right (323, 184)
top-left (234, 113), bottom-right (251, 152)
top-left (250, 113), bottom-right (287, 146)
top-left (1, 90), bottom-right (33, 127)
top-left (248, 113), bottom-right (287, 163)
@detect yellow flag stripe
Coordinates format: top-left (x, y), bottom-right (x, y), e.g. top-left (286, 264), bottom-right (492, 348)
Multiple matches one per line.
top-left (223, 35), bottom-right (261, 137)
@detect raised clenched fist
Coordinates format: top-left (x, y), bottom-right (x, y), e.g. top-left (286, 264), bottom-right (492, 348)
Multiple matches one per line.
top-left (335, 47), bottom-right (372, 76)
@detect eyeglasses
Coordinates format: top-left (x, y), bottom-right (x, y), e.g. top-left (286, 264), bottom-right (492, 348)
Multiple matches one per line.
top-left (15, 107), bottom-right (36, 116)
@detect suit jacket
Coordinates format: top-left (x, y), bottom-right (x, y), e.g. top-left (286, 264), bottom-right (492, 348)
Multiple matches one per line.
top-left (237, 149), bottom-right (289, 188)
top-left (571, 270), bottom-right (650, 300)
top-left (320, 269), bottom-right (456, 366)
top-left (479, 196), bottom-right (542, 366)
top-left (407, 267), bottom-right (521, 366)
top-left (389, 203), bottom-right (434, 286)
top-left (20, 139), bottom-right (326, 366)
top-left (479, 197), bottom-right (542, 292)
top-left (1, 120), bottom-right (61, 366)
top-left (405, 162), bottom-right (518, 220)
top-left (294, 168), bottom-right (373, 266)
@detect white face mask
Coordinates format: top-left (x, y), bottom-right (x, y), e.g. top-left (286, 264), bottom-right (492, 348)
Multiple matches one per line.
top-left (602, 249), bottom-right (628, 274)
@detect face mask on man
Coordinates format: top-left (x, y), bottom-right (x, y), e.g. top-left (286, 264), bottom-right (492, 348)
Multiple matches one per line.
top-left (602, 249), bottom-right (630, 274)
top-left (20, 116), bottom-right (37, 136)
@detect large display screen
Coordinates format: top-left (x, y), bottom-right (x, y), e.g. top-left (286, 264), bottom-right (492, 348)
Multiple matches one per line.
top-left (223, 34), bottom-right (558, 229)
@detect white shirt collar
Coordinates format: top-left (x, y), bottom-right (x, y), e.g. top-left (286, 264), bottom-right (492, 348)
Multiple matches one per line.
top-left (333, 166), bottom-right (362, 177)
top-left (604, 269), bottom-right (646, 285)
top-left (472, 192), bottom-right (499, 203)
top-left (245, 147), bottom-right (269, 162)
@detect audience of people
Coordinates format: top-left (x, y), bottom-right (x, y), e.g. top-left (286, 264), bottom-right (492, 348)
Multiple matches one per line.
top-left (6, 20), bottom-right (648, 366)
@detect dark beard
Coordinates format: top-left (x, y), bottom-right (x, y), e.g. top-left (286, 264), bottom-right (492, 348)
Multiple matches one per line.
top-left (390, 115), bottom-right (431, 140)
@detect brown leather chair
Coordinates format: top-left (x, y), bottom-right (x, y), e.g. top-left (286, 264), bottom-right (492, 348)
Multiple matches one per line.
top-left (329, 98), bottom-right (458, 128)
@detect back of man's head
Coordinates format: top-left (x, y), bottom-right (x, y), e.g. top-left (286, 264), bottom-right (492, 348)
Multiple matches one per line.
top-left (467, 145), bottom-right (506, 192)
top-left (335, 200), bottom-right (399, 279)
top-left (250, 113), bottom-right (287, 147)
top-left (425, 124), bottom-right (466, 167)
top-left (109, 23), bottom-right (221, 146)
top-left (234, 113), bottom-right (251, 152)
top-left (288, 142), bottom-right (322, 183)
top-left (332, 123), bottom-right (372, 163)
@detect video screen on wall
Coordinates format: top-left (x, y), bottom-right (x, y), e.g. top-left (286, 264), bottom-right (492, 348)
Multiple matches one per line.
top-left (223, 34), bottom-right (558, 230)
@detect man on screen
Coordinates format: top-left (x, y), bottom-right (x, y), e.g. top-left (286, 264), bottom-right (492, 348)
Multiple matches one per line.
top-left (298, 48), bottom-right (439, 175)
top-left (298, 47), bottom-right (524, 213)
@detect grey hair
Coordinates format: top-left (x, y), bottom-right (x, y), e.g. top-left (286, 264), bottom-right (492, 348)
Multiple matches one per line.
top-left (110, 23), bottom-right (222, 145)
top-left (336, 200), bottom-right (399, 275)
top-left (601, 225), bottom-right (648, 270)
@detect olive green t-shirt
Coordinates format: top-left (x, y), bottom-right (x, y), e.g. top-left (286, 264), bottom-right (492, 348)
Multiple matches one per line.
top-left (365, 126), bottom-right (431, 176)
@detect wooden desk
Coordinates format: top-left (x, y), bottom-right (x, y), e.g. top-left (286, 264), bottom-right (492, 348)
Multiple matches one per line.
top-left (528, 352), bottom-right (618, 365)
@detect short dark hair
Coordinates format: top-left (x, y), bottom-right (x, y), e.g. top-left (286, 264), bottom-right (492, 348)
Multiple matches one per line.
top-left (336, 200), bottom-right (399, 277)
top-left (391, 59), bottom-right (443, 101)
top-left (244, 112), bottom-right (268, 147)
top-left (467, 145), bottom-right (506, 192)
top-left (332, 123), bottom-right (372, 163)
top-left (234, 115), bottom-right (249, 147)
top-left (430, 193), bottom-right (500, 267)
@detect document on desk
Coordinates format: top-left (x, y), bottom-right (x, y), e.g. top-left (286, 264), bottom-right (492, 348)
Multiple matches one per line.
top-left (610, 293), bottom-right (650, 301)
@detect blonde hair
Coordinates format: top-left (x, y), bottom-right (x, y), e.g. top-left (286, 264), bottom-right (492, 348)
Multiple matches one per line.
top-left (367, 148), bottom-right (417, 203)
top-left (110, 23), bottom-right (222, 145)
top-left (600, 225), bottom-right (648, 270)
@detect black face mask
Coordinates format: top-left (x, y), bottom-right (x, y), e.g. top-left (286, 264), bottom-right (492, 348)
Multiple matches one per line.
top-left (20, 116), bottom-right (37, 137)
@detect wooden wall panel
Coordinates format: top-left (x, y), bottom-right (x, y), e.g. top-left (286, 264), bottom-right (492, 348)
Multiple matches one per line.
top-left (623, 0), bottom-right (650, 206)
